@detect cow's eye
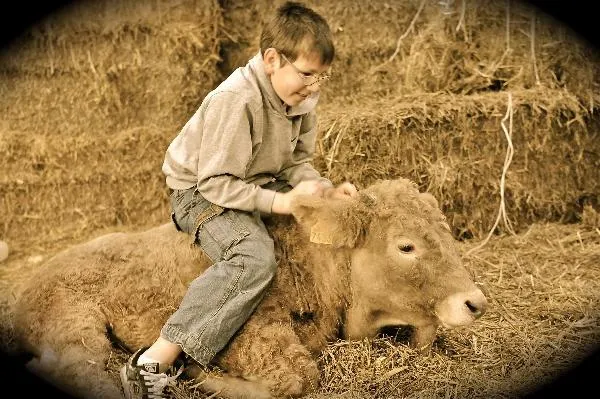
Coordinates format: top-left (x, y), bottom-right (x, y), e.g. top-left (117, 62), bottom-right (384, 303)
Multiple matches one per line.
top-left (398, 243), bottom-right (415, 253)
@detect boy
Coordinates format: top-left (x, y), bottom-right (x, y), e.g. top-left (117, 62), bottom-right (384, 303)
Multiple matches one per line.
top-left (120, 2), bottom-right (357, 398)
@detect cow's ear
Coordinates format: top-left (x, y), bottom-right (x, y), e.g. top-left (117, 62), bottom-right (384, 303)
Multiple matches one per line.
top-left (291, 194), bottom-right (371, 248)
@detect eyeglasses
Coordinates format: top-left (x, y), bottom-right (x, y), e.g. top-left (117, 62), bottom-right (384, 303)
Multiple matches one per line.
top-left (279, 52), bottom-right (331, 87)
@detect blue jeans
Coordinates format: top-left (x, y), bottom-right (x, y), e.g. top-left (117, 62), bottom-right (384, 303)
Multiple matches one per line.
top-left (161, 181), bottom-right (291, 365)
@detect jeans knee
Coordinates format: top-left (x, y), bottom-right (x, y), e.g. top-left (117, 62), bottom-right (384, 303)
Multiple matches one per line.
top-left (250, 247), bottom-right (277, 282)
top-left (233, 241), bottom-right (277, 288)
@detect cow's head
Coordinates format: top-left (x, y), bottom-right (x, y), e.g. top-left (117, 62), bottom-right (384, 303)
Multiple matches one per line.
top-left (291, 178), bottom-right (487, 352)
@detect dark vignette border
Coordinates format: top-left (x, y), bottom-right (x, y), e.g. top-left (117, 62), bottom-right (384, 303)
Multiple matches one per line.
top-left (0, 1), bottom-right (597, 398)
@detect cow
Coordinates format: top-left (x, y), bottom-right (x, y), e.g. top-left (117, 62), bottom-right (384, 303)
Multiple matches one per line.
top-left (9, 178), bottom-right (487, 398)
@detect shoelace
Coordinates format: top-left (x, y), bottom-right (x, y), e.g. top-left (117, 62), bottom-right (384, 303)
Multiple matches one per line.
top-left (139, 367), bottom-right (183, 399)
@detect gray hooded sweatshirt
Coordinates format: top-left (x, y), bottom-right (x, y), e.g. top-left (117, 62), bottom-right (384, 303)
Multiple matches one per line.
top-left (162, 52), bottom-right (332, 214)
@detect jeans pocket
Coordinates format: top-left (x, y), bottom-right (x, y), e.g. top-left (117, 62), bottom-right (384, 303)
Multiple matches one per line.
top-left (171, 188), bottom-right (217, 237)
top-left (198, 210), bottom-right (251, 263)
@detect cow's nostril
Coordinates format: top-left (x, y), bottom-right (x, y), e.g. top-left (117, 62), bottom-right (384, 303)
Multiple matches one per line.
top-left (465, 300), bottom-right (485, 318)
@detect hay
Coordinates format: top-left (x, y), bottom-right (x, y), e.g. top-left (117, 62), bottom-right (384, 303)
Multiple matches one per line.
top-left (0, 0), bottom-right (224, 253)
top-left (220, 0), bottom-right (600, 106)
top-left (0, 0), bottom-right (599, 398)
top-left (1, 0), bottom-right (223, 128)
top-left (0, 125), bottom-right (172, 254)
top-left (315, 88), bottom-right (599, 239)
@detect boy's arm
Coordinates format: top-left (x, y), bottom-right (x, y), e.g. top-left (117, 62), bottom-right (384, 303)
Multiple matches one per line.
top-left (277, 111), bottom-right (333, 188)
top-left (195, 92), bottom-right (276, 214)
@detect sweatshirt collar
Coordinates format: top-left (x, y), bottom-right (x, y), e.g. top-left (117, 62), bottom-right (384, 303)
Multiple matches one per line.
top-left (249, 51), bottom-right (319, 117)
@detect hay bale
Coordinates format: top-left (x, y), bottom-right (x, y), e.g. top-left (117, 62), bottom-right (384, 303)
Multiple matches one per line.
top-left (1, 0), bottom-right (223, 130)
top-left (0, 0), bottom-right (225, 255)
top-left (220, 0), bottom-right (600, 106)
top-left (314, 88), bottom-right (600, 239)
top-left (0, 124), bottom-right (176, 254)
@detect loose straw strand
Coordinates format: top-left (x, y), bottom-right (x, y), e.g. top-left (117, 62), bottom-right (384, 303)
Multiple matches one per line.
top-left (506, 0), bottom-right (511, 51)
top-left (500, 93), bottom-right (516, 236)
top-left (370, 0), bottom-right (426, 74)
top-left (456, 0), bottom-right (467, 34)
top-left (466, 92), bottom-right (516, 257)
top-left (530, 10), bottom-right (540, 85)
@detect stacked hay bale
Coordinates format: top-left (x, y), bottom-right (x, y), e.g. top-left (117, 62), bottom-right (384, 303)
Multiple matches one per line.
top-left (3, 0), bottom-right (597, 253)
top-left (0, 0), bottom-right (224, 254)
top-left (317, 89), bottom-right (597, 239)
top-left (220, 0), bottom-right (600, 239)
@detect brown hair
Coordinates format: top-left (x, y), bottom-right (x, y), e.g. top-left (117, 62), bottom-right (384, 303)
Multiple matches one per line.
top-left (260, 1), bottom-right (335, 65)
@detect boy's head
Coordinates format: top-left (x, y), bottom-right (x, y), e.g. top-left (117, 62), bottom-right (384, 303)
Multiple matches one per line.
top-left (260, 2), bottom-right (335, 107)
top-left (260, 1), bottom-right (334, 66)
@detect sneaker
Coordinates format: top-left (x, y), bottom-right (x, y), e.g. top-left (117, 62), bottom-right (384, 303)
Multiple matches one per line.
top-left (120, 347), bottom-right (182, 399)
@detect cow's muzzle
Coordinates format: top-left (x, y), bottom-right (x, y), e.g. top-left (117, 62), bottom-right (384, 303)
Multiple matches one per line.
top-left (434, 289), bottom-right (488, 328)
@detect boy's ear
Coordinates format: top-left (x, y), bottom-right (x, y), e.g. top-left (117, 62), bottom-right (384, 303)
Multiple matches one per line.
top-left (291, 194), bottom-right (371, 248)
top-left (263, 48), bottom-right (279, 74)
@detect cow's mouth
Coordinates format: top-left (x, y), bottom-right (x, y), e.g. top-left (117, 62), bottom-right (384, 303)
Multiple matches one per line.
top-left (377, 325), bottom-right (414, 345)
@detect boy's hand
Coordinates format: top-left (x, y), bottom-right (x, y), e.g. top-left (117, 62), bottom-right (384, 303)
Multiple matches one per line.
top-left (292, 180), bottom-right (327, 196)
top-left (324, 182), bottom-right (358, 199)
top-left (271, 180), bottom-right (325, 214)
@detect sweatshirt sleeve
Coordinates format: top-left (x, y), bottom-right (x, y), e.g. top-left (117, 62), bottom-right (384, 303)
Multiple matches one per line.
top-left (277, 110), bottom-right (333, 188)
top-left (196, 91), bottom-right (276, 213)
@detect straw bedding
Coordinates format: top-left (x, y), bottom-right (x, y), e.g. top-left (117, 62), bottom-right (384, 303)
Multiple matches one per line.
top-left (0, 0), bottom-right (598, 397)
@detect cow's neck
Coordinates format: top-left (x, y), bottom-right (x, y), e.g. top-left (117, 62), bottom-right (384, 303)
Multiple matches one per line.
top-left (272, 217), bottom-right (353, 343)
top-left (294, 244), bottom-right (350, 308)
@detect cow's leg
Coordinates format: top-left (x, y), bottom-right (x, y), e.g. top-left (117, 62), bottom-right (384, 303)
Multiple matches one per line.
top-left (197, 322), bottom-right (320, 398)
top-left (26, 301), bottom-right (121, 399)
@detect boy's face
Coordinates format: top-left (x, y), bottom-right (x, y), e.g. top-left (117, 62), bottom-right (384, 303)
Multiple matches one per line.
top-left (263, 48), bottom-right (331, 107)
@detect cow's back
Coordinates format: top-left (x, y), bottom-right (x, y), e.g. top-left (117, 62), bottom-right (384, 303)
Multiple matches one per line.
top-left (14, 222), bottom-right (213, 351)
